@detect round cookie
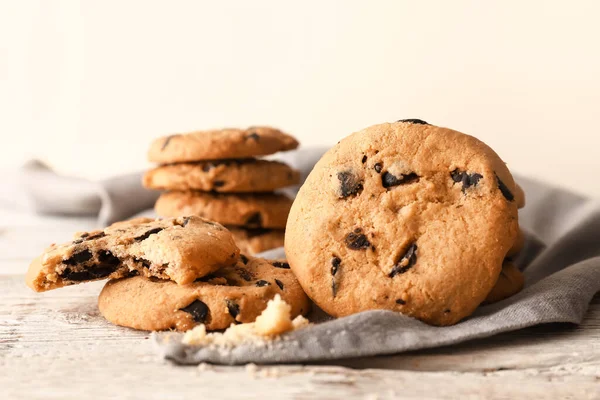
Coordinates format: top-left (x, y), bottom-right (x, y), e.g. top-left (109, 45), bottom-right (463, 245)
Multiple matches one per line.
top-left (26, 216), bottom-right (239, 291)
top-left (148, 127), bottom-right (299, 164)
top-left (143, 159), bottom-right (300, 193)
top-left (155, 191), bottom-right (293, 229)
top-left (229, 228), bottom-right (285, 255)
top-left (484, 261), bottom-right (525, 304)
top-left (285, 119), bottom-right (519, 326)
top-left (98, 256), bottom-right (310, 332)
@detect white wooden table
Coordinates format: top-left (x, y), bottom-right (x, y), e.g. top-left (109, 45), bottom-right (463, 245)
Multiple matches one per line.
top-left (1, 210), bottom-right (599, 399)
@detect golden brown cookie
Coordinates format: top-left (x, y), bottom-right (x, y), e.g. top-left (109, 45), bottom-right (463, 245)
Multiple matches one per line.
top-left (26, 216), bottom-right (239, 291)
top-left (98, 256), bottom-right (310, 331)
top-left (285, 119), bottom-right (519, 326)
top-left (155, 191), bottom-right (293, 229)
top-left (484, 261), bottom-right (525, 304)
top-left (148, 127), bottom-right (299, 163)
top-left (143, 159), bottom-right (300, 193)
top-left (228, 228), bottom-right (285, 255)
top-left (506, 228), bottom-right (525, 258)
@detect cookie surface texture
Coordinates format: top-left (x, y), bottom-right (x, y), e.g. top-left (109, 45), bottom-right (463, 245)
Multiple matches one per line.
top-left (26, 216), bottom-right (239, 291)
top-left (285, 120), bottom-right (519, 325)
top-left (98, 256), bottom-right (310, 331)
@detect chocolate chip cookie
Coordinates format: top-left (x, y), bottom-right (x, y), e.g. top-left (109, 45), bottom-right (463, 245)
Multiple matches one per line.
top-left (155, 191), bottom-right (293, 229)
top-left (285, 120), bottom-right (519, 326)
top-left (484, 261), bottom-right (524, 304)
top-left (98, 256), bottom-right (310, 331)
top-left (228, 228), bottom-right (285, 255)
top-left (26, 216), bottom-right (239, 292)
top-left (143, 159), bottom-right (300, 193)
top-left (148, 127), bottom-right (299, 164)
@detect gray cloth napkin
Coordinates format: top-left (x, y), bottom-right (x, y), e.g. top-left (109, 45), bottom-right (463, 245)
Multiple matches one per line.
top-left (7, 150), bottom-right (600, 365)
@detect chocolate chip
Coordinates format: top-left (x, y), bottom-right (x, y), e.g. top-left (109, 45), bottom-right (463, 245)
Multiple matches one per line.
top-left (272, 261), bottom-right (290, 269)
top-left (381, 171), bottom-right (419, 189)
top-left (331, 257), bottom-right (341, 276)
top-left (389, 243), bottom-right (418, 278)
top-left (181, 217), bottom-right (192, 227)
top-left (444, 309), bottom-right (451, 313)
top-left (240, 254), bottom-right (249, 264)
top-left (397, 119), bottom-right (429, 125)
top-left (451, 169), bottom-right (483, 192)
top-left (345, 228), bottom-right (371, 250)
top-left (235, 267), bottom-right (253, 281)
top-left (180, 300), bottom-right (209, 323)
top-left (374, 163), bottom-right (383, 173)
top-left (246, 132), bottom-right (260, 141)
top-left (274, 279), bottom-right (284, 290)
top-left (161, 134), bottom-right (179, 150)
top-left (135, 258), bottom-right (152, 269)
top-left (213, 180), bottom-right (225, 188)
top-left (255, 280), bottom-right (270, 287)
top-left (134, 228), bottom-right (163, 242)
top-left (395, 299), bottom-right (406, 305)
top-left (73, 232), bottom-right (106, 244)
top-left (63, 250), bottom-right (93, 265)
top-left (61, 263), bottom-right (119, 281)
top-left (245, 213), bottom-right (262, 228)
top-left (496, 174), bottom-right (515, 201)
top-left (337, 171), bottom-right (363, 198)
top-left (361, 155), bottom-right (367, 164)
top-left (226, 300), bottom-right (240, 319)
top-left (98, 250), bottom-right (120, 266)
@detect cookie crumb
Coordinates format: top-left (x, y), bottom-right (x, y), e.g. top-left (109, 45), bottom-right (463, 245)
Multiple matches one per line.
top-left (254, 294), bottom-right (293, 336)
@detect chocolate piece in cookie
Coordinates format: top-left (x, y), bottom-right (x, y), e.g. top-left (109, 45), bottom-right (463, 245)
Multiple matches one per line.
top-left (98, 256), bottom-right (310, 332)
top-left (285, 120), bottom-right (518, 326)
top-left (26, 216), bottom-right (239, 292)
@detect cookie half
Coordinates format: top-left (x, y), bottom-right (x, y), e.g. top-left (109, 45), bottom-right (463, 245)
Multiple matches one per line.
top-left (229, 228), bottom-right (285, 255)
top-left (155, 191), bottom-right (293, 229)
top-left (98, 256), bottom-right (310, 331)
top-left (285, 120), bottom-right (519, 326)
top-left (484, 261), bottom-right (524, 304)
top-left (26, 216), bottom-right (239, 291)
top-left (148, 127), bottom-right (299, 163)
top-left (143, 159), bottom-right (300, 193)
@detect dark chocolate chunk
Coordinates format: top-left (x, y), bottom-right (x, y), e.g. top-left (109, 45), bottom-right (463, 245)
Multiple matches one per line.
top-left (496, 174), bottom-right (515, 201)
top-left (450, 169), bottom-right (483, 192)
top-left (98, 250), bottom-right (120, 266)
top-left (246, 132), bottom-right (260, 141)
top-left (245, 213), bottom-right (262, 227)
top-left (389, 243), bottom-right (418, 278)
top-left (180, 299), bottom-right (209, 323)
top-left (181, 216), bottom-right (192, 227)
top-left (134, 228), bottom-right (163, 242)
top-left (272, 261), bottom-right (290, 269)
top-left (213, 180), bottom-right (226, 188)
top-left (255, 280), bottom-right (270, 287)
top-left (374, 163), bottom-right (383, 173)
top-left (345, 228), bottom-right (371, 250)
top-left (73, 232), bottom-right (106, 244)
top-left (361, 155), bottom-right (368, 164)
top-left (331, 257), bottom-right (341, 276)
top-left (135, 258), bottom-right (152, 269)
top-left (63, 250), bottom-right (93, 265)
top-left (161, 134), bottom-right (179, 150)
top-left (332, 278), bottom-right (338, 298)
top-left (226, 300), bottom-right (240, 319)
top-left (444, 309), bottom-right (451, 314)
top-left (337, 171), bottom-right (363, 198)
top-left (381, 171), bottom-right (419, 189)
top-left (240, 254), bottom-right (249, 264)
top-left (397, 119), bottom-right (429, 125)
top-left (395, 299), bottom-right (406, 305)
top-left (61, 263), bottom-right (118, 281)
top-left (235, 267), bottom-right (253, 281)
top-left (274, 279), bottom-right (284, 290)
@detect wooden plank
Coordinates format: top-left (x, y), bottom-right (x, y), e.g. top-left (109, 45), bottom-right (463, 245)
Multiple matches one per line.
top-left (1, 274), bottom-right (599, 399)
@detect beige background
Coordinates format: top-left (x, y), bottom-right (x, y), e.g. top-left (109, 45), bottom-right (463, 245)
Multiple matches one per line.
top-left (1, 0), bottom-right (599, 196)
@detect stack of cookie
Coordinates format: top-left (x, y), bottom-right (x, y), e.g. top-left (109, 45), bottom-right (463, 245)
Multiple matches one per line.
top-left (26, 216), bottom-right (310, 332)
top-left (286, 119), bottom-right (527, 326)
top-left (144, 127), bottom-right (301, 255)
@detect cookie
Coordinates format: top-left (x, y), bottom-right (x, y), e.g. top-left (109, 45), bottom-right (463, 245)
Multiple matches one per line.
top-left (143, 159), bottom-right (300, 193)
top-left (285, 120), bottom-right (519, 326)
top-left (148, 127), bottom-right (299, 164)
top-left (515, 183), bottom-right (525, 209)
top-left (229, 228), bottom-right (285, 255)
top-left (155, 191), bottom-right (293, 229)
top-left (484, 261), bottom-right (524, 304)
top-left (98, 256), bottom-right (310, 331)
top-left (506, 228), bottom-right (525, 258)
top-left (26, 216), bottom-right (239, 292)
